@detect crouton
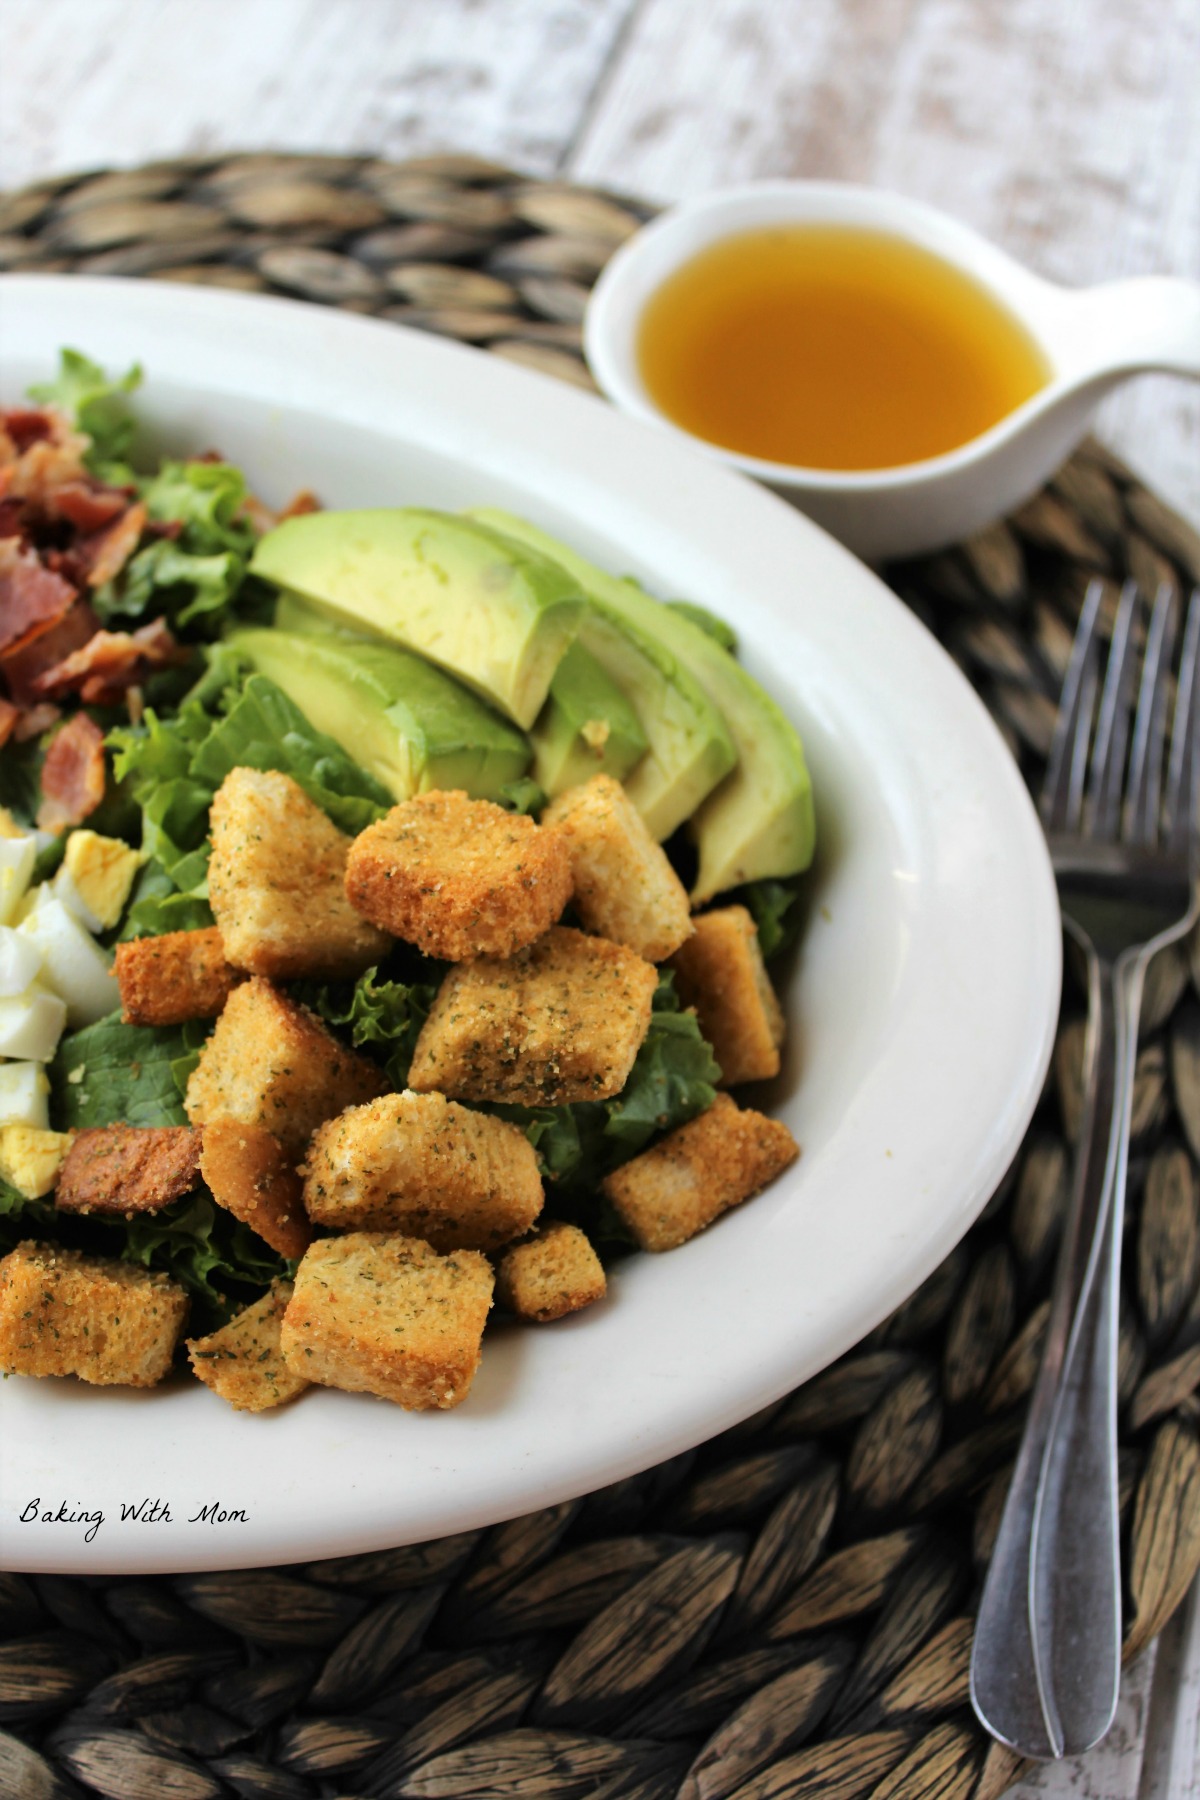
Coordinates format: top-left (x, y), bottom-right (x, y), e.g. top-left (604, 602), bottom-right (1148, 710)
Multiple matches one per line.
top-left (344, 789), bottom-right (572, 961)
top-left (0, 1242), bottom-right (188, 1386)
top-left (304, 1090), bottom-right (543, 1251)
top-left (55, 1124), bottom-right (202, 1216)
top-left (543, 775), bottom-right (692, 961)
top-left (187, 1280), bottom-right (308, 1412)
top-left (200, 1119), bottom-right (312, 1259)
top-left (496, 1222), bottom-right (607, 1321)
top-left (115, 927), bottom-right (242, 1027)
top-left (0, 1124), bottom-right (73, 1199)
top-left (408, 925), bottom-right (657, 1105)
top-left (184, 977), bottom-right (386, 1156)
top-left (669, 905), bottom-right (785, 1085)
top-left (209, 767), bottom-right (390, 980)
top-left (281, 1232), bottom-right (493, 1409)
top-left (602, 1092), bottom-right (799, 1251)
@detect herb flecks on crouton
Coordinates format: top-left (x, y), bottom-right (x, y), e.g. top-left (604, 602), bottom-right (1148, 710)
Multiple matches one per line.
top-left (304, 1090), bottom-right (543, 1252)
top-left (0, 1242), bottom-right (188, 1386)
top-left (115, 926), bottom-right (243, 1027)
top-left (55, 1124), bottom-right (202, 1216)
top-left (344, 789), bottom-right (572, 961)
top-left (602, 1092), bottom-right (799, 1251)
top-left (209, 766), bottom-right (390, 980)
top-left (200, 1119), bottom-right (312, 1259)
top-left (669, 905), bottom-right (785, 1086)
top-left (543, 774), bottom-right (692, 962)
top-left (408, 925), bottom-right (657, 1105)
top-left (496, 1222), bottom-right (606, 1322)
top-left (185, 977), bottom-right (385, 1156)
top-left (281, 1232), bottom-right (493, 1409)
top-left (187, 1280), bottom-right (307, 1412)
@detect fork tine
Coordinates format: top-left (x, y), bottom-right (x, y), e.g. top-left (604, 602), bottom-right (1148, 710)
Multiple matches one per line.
top-left (1165, 587), bottom-right (1200, 858)
top-left (1124, 584), bottom-right (1178, 845)
top-left (1042, 579), bottom-right (1105, 834)
top-left (1088, 581), bottom-right (1140, 839)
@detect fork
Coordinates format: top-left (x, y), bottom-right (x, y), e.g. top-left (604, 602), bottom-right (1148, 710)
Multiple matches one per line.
top-left (971, 576), bottom-right (1200, 1760)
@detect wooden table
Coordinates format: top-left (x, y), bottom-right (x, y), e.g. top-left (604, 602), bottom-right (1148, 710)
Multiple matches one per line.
top-left (2, 4), bottom-right (1198, 1795)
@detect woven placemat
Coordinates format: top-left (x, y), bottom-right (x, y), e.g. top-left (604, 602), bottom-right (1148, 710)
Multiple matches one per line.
top-left (3, 154), bottom-right (1200, 1800)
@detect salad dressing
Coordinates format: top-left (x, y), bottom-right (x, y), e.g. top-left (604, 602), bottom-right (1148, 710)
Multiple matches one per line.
top-left (636, 224), bottom-right (1051, 471)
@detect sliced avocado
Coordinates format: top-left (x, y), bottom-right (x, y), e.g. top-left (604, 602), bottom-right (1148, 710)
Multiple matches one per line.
top-left (226, 625), bottom-right (531, 803)
top-left (249, 509), bottom-right (585, 729)
top-left (468, 513), bottom-right (736, 841)
top-left (532, 639), bottom-right (649, 794)
top-left (473, 510), bottom-right (814, 901)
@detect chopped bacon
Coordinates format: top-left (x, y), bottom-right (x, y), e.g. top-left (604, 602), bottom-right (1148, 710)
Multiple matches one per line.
top-left (0, 697), bottom-right (16, 748)
top-left (5, 430), bottom-right (91, 508)
top-left (85, 499), bottom-right (146, 588)
top-left (1, 600), bottom-right (99, 704)
top-left (279, 488), bottom-right (321, 521)
top-left (0, 540), bottom-right (77, 653)
top-left (13, 702), bottom-right (61, 742)
top-left (0, 497), bottom-right (27, 541)
top-left (2, 409), bottom-right (55, 454)
top-left (36, 712), bottom-right (106, 834)
top-left (32, 615), bottom-right (187, 706)
top-left (50, 482), bottom-right (130, 535)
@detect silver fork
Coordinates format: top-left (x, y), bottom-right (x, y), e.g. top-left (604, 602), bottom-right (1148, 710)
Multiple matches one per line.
top-left (971, 577), bottom-right (1200, 1760)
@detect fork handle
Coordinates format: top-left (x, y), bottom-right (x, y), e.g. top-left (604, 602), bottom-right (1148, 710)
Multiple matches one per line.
top-left (971, 940), bottom-right (1135, 1757)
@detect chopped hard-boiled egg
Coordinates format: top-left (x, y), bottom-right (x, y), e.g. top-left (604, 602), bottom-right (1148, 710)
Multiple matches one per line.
top-left (57, 831), bottom-right (144, 932)
top-left (0, 1062), bottom-right (50, 1130)
top-left (0, 834), bottom-right (37, 927)
top-left (0, 1123), bottom-right (72, 1198)
top-left (16, 896), bottom-right (119, 1027)
top-left (0, 987), bottom-right (68, 1062)
top-left (0, 926), bottom-right (42, 999)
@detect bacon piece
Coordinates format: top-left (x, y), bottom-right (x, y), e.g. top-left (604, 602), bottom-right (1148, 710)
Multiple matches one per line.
top-left (1, 600), bottom-right (99, 704)
top-left (36, 712), bottom-right (106, 833)
top-left (0, 540), bottom-right (77, 653)
top-left (56, 1125), bottom-right (203, 1216)
top-left (50, 482), bottom-right (130, 535)
top-left (6, 432), bottom-right (91, 508)
top-left (278, 488), bottom-right (321, 522)
top-left (85, 499), bottom-right (146, 588)
top-left (13, 702), bottom-right (60, 742)
top-left (0, 697), bottom-right (16, 747)
top-left (32, 615), bottom-right (186, 706)
top-left (1, 408), bottom-right (55, 454)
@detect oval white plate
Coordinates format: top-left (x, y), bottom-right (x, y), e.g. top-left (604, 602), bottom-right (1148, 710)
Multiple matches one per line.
top-left (0, 276), bottom-right (1060, 1574)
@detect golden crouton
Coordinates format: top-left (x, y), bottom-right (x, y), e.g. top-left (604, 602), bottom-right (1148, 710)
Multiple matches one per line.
top-left (115, 926), bottom-right (242, 1027)
top-left (543, 775), bottom-right (692, 961)
top-left (304, 1090), bottom-right (543, 1251)
top-left (408, 925), bottom-right (657, 1105)
top-left (496, 1222), bottom-right (607, 1321)
top-left (280, 1232), bottom-right (493, 1409)
top-left (185, 977), bottom-right (386, 1156)
top-left (344, 789), bottom-right (572, 960)
top-left (669, 905), bottom-right (785, 1086)
top-left (200, 1119), bottom-right (312, 1259)
top-left (187, 1281), bottom-right (308, 1412)
top-left (55, 1124), bottom-right (202, 1216)
top-left (209, 767), bottom-right (390, 980)
top-left (0, 1125), bottom-right (72, 1199)
top-left (0, 1242), bottom-right (188, 1386)
top-left (602, 1092), bottom-right (799, 1252)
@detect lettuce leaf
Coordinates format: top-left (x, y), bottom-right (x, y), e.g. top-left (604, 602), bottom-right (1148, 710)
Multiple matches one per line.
top-left (97, 460), bottom-right (257, 633)
top-left (302, 966), bottom-right (439, 1088)
top-left (51, 1014), bottom-right (211, 1130)
top-left (121, 1192), bottom-right (289, 1322)
top-left (739, 875), bottom-right (806, 961)
top-left (28, 347), bottom-right (141, 473)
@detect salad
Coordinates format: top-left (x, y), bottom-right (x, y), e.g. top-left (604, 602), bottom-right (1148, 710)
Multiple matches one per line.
top-left (0, 352), bottom-right (814, 1414)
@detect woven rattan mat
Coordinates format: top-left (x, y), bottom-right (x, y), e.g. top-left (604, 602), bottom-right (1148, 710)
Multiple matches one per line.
top-left (3, 154), bottom-right (1200, 1800)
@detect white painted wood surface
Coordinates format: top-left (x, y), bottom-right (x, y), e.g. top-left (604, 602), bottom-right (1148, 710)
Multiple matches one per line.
top-left (1, 5), bottom-right (1198, 1796)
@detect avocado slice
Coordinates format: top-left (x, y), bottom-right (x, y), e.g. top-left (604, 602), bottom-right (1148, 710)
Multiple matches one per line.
top-left (249, 509), bottom-right (585, 729)
top-left (473, 511), bottom-right (815, 901)
top-left (226, 625), bottom-right (531, 803)
top-left (533, 639), bottom-right (649, 794)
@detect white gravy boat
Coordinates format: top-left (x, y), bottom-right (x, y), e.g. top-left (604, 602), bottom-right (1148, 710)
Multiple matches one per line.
top-left (584, 182), bottom-right (1200, 563)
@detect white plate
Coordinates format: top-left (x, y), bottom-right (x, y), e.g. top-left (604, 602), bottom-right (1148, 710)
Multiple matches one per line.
top-left (0, 276), bottom-right (1061, 1574)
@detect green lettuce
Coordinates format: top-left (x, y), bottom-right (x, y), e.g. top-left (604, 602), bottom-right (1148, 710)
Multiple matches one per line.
top-left (302, 965), bottom-right (440, 1088)
top-left (97, 460), bottom-right (257, 633)
top-left (739, 875), bottom-right (806, 961)
top-left (28, 347), bottom-right (141, 474)
top-left (121, 1193), bottom-right (289, 1321)
top-left (51, 1015), bottom-right (211, 1131)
